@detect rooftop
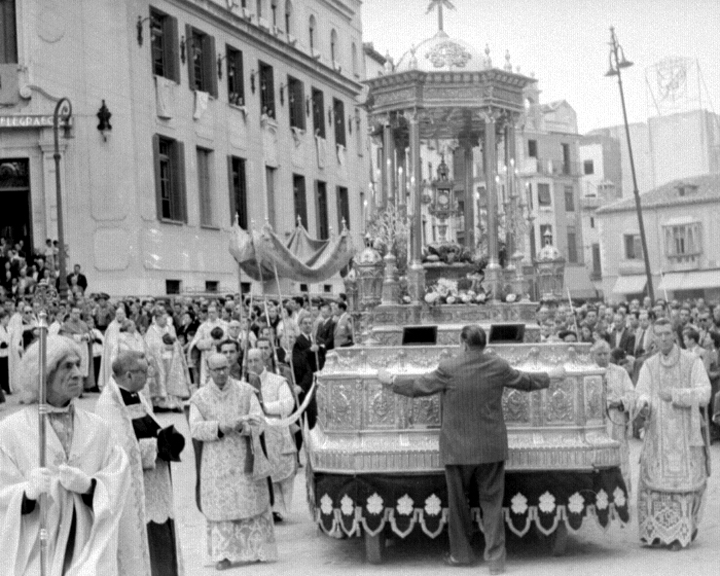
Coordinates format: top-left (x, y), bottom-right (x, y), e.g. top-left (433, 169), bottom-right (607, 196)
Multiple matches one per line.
top-left (596, 173), bottom-right (720, 214)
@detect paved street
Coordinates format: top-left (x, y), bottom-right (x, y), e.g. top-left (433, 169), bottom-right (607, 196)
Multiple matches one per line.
top-left (3, 394), bottom-right (719, 575)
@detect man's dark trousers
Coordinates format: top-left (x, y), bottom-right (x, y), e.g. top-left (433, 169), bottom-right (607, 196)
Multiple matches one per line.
top-left (445, 461), bottom-right (506, 567)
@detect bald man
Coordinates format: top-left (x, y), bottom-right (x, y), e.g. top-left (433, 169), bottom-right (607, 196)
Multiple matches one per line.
top-left (188, 353), bottom-right (277, 569)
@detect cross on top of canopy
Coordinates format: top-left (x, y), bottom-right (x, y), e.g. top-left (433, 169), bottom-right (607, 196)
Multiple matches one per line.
top-left (229, 218), bottom-right (356, 283)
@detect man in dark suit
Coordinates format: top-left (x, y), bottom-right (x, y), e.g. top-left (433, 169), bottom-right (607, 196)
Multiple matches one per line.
top-left (66, 263), bottom-right (88, 293)
top-left (292, 315), bottom-right (324, 430)
top-left (608, 312), bottom-right (635, 357)
top-left (378, 325), bottom-right (564, 573)
top-left (315, 300), bottom-right (335, 353)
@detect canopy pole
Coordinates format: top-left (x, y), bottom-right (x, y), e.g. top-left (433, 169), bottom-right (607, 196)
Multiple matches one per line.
top-left (37, 311), bottom-right (48, 576)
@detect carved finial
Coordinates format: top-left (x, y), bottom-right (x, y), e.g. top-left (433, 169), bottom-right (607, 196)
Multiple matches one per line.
top-left (383, 52), bottom-right (394, 74)
top-left (408, 45), bottom-right (418, 70)
top-left (297, 215), bottom-right (302, 227)
top-left (516, 65), bottom-right (521, 74)
top-left (341, 217), bottom-right (348, 231)
top-left (483, 44), bottom-right (492, 69)
top-left (504, 50), bottom-right (512, 72)
top-left (234, 212), bottom-right (239, 227)
top-left (426, 0), bottom-right (456, 33)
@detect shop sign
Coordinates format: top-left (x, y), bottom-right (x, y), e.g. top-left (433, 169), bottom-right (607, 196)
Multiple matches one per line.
top-left (0, 115), bottom-right (71, 129)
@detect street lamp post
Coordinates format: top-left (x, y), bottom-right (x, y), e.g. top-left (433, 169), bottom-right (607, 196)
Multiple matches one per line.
top-left (605, 27), bottom-right (654, 301)
top-left (53, 98), bottom-right (72, 301)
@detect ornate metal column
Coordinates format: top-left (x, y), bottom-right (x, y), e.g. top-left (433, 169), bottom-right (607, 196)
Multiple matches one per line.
top-left (483, 109), bottom-right (501, 300)
top-left (462, 140), bottom-right (475, 250)
top-left (383, 120), bottom-right (396, 205)
top-left (407, 110), bottom-right (426, 303)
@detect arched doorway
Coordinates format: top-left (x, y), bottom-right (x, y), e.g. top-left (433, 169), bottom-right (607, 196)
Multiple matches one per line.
top-left (0, 158), bottom-right (32, 251)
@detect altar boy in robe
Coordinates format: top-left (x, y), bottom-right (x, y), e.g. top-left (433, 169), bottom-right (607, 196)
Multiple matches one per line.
top-left (96, 350), bottom-right (185, 576)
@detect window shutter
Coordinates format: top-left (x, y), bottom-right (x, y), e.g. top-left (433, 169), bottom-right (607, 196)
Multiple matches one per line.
top-left (175, 141), bottom-right (187, 223)
top-left (166, 16), bottom-right (180, 83)
top-left (185, 24), bottom-right (195, 90)
top-left (152, 134), bottom-right (163, 220)
top-left (204, 34), bottom-right (218, 98)
top-left (227, 156), bottom-right (236, 226)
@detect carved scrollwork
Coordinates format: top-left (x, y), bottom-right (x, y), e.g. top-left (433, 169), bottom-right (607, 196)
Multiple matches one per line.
top-left (368, 385), bottom-right (396, 427)
top-left (584, 376), bottom-right (604, 421)
top-left (412, 396), bottom-right (441, 427)
top-left (503, 389), bottom-right (530, 423)
top-left (328, 383), bottom-right (355, 428)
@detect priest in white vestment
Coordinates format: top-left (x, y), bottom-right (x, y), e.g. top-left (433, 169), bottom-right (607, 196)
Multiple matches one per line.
top-left (247, 348), bottom-right (298, 521)
top-left (187, 305), bottom-right (227, 388)
top-left (636, 318), bottom-right (711, 550)
top-left (189, 353), bottom-right (277, 570)
top-left (0, 336), bottom-right (130, 575)
top-left (98, 306), bottom-right (127, 390)
top-left (96, 350), bottom-right (185, 576)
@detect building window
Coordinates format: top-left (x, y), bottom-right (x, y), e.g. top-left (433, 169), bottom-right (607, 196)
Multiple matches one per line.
top-left (564, 186), bottom-right (575, 211)
top-left (663, 223), bottom-right (702, 257)
top-left (0, 0), bottom-right (18, 64)
top-left (197, 147), bottom-right (215, 227)
top-left (226, 46), bottom-right (244, 106)
top-left (592, 243), bottom-right (602, 278)
top-left (293, 174), bottom-right (307, 228)
top-left (539, 224), bottom-right (553, 246)
top-left (288, 76), bottom-right (305, 130)
top-left (537, 183), bottom-right (551, 207)
top-left (205, 280), bottom-right (219, 293)
top-left (185, 26), bottom-right (218, 97)
top-left (311, 88), bottom-right (325, 137)
top-left (265, 166), bottom-right (277, 228)
top-left (308, 15), bottom-right (317, 53)
top-left (528, 139), bottom-right (537, 158)
top-left (256, 0), bottom-right (263, 19)
top-left (526, 182), bottom-right (533, 209)
top-left (316, 181), bottom-right (329, 239)
top-left (566, 228), bottom-right (578, 263)
top-left (271, 0), bottom-right (278, 27)
top-left (284, 0), bottom-right (293, 35)
top-left (165, 280), bottom-right (181, 295)
top-left (351, 42), bottom-right (358, 77)
top-left (355, 110), bottom-right (363, 154)
top-left (590, 216), bottom-right (595, 228)
top-left (259, 61), bottom-right (275, 118)
top-left (583, 159), bottom-right (594, 175)
top-left (624, 234), bottom-right (643, 260)
top-left (561, 143), bottom-right (571, 175)
top-left (333, 98), bottom-right (346, 147)
top-left (149, 7), bottom-right (179, 81)
top-left (228, 156), bottom-right (248, 228)
top-left (337, 186), bottom-right (350, 229)
top-left (330, 29), bottom-right (338, 64)
top-left (153, 135), bottom-right (187, 223)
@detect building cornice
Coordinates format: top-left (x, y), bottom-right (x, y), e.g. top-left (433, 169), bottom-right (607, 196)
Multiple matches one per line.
top-left (166, 0), bottom-right (363, 97)
top-left (315, 0), bottom-right (357, 22)
top-left (596, 197), bottom-right (719, 215)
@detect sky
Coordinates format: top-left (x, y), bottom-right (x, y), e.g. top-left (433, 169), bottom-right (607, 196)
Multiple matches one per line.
top-left (361, 0), bottom-right (720, 134)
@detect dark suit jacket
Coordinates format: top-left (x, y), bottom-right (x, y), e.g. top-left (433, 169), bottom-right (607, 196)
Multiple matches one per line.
top-left (66, 272), bottom-right (88, 292)
top-left (392, 349), bottom-right (550, 465)
top-left (292, 333), bottom-right (325, 393)
top-left (609, 328), bottom-right (635, 356)
top-left (316, 317), bottom-right (336, 351)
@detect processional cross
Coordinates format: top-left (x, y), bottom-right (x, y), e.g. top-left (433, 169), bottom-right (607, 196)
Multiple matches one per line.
top-left (426, 0), bottom-right (456, 32)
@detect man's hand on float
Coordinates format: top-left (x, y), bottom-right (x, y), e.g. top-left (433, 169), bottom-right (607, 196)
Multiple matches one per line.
top-left (547, 365), bottom-right (566, 381)
top-left (377, 368), bottom-right (394, 387)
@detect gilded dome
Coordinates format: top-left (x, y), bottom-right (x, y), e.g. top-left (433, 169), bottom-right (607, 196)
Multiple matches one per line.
top-left (395, 31), bottom-right (486, 73)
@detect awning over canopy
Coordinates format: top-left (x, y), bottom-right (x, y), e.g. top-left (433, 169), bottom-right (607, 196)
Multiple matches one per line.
top-left (658, 270), bottom-right (720, 292)
top-left (611, 274), bottom-right (647, 295)
top-left (229, 221), bottom-right (356, 283)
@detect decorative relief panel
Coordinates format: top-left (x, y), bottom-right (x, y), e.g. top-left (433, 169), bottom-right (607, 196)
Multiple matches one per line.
top-left (365, 381), bottom-right (397, 428)
top-left (411, 396), bottom-right (441, 428)
top-left (327, 382), bottom-right (356, 429)
top-left (424, 86), bottom-right (483, 100)
top-left (502, 389), bottom-right (531, 424)
top-left (374, 88), bottom-right (417, 108)
top-left (584, 376), bottom-right (604, 422)
top-left (426, 41), bottom-right (473, 68)
top-left (543, 379), bottom-right (576, 425)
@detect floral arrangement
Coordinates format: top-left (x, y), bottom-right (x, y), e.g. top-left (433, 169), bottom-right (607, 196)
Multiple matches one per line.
top-left (422, 242), bottom-right (474, 265)
top-left (423, 277), bottom-right (523, 306)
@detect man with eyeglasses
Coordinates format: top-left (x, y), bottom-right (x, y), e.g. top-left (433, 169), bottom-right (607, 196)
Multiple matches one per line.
top-left (96, 350), bottom-right (185, 576)
top-left (189, 353), bottom-right (277, 570)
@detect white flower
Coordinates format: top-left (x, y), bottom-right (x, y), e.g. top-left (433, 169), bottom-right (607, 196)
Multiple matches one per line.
top-left (446, 296), bottom-right (456, 304)
top-left (510, 493), bottom-right (528, 515)
top-left (506, 294), bottom-right (517, 303)
top-left (538, 491), bottom-right (556, 514)
top-left (340, 494), bottom-right (355, 516)
top-left (396, 494), bottom-right (414, 516)
top-left (366, 493), bottom-right (384, 515)
top-left (402, 295), bottom-right (412, 304)
top-left (476, 293), bottom-right (487, 303)
top-left (613, 487), bottom-right (627, 508)
top-left (425, 292), bottom-right (439, 304)
top-left (460, 294), bottom-right (471, 303)
top-left (320, 494), bottom-right (333, 515)
top-left (595, 489), bottom-right (609, 510)
top-left (467, 290), bottom-right (476, 297)
top-left (424, 494), bottom-right (442, 516)
top-left (568, 492), bottom-right (585, 515)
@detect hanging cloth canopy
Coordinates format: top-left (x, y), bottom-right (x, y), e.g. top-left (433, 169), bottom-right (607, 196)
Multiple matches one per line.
top-left (229, 219), bottom-right (356, 283)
